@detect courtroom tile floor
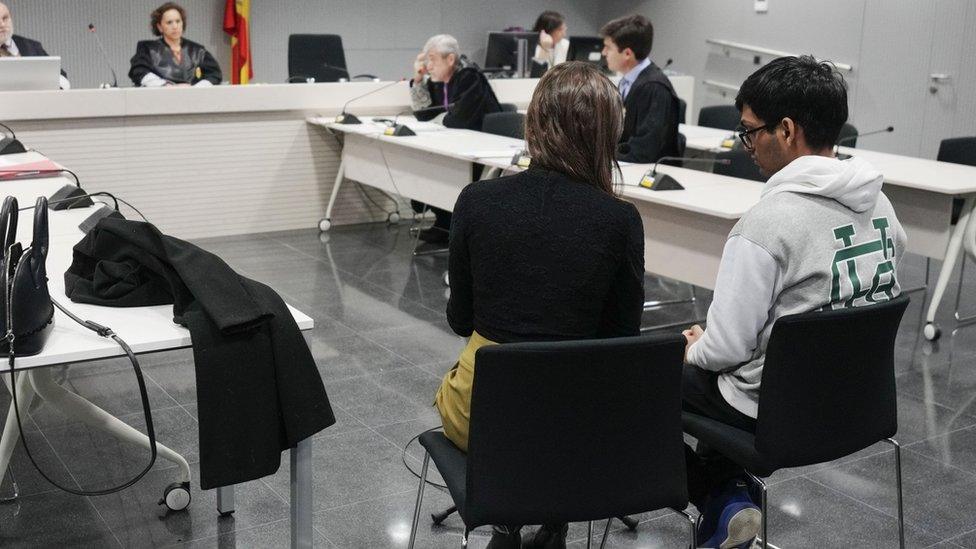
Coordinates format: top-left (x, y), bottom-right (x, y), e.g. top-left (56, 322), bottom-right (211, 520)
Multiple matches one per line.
top-left (2, 222), bottom-right (975, 548)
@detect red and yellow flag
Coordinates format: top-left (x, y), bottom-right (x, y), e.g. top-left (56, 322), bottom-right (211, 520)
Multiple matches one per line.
top-left (223, 0), bottom-right (252, 84)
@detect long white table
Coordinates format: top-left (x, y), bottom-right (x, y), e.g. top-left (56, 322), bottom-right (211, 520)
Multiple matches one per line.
top-left (0, 161), bottom-right (317, 548)
top-left (313, 115), bottom-right (976, 340)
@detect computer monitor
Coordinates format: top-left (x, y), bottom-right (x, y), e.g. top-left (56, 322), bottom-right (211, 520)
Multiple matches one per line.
top-left (0, 56), bottom-right (61, 91)
top-left (484, 31), bottom-right (539, 72)
top-left (567, 37), bottom-right (609, 72)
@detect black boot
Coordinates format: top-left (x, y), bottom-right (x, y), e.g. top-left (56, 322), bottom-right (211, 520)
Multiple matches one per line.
top-left (524, 523), bottom-right (568, 548)
top-left (487, 525), bottom-right (523, 549)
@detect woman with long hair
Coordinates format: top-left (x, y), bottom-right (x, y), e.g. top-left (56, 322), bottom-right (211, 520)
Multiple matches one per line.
top-left (434, 62), bottom-right (645, 548)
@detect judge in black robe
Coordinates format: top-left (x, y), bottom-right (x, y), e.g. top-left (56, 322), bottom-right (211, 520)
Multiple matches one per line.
top-left (128, 3), bottom-right (221, 87)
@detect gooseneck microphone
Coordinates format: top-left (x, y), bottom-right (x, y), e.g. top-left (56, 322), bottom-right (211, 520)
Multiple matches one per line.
top-left (640, 157), bottom-right (732, 191)
top-left (88, 23), bottom-right (118, 88)
top-left (836, 125), bottom-right (894, 147)
top-left (335, 79), bottom-right (406, 124)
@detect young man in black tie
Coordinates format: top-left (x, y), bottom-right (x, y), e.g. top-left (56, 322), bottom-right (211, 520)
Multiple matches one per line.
top-left (601, 14), bottom-right (680, 163)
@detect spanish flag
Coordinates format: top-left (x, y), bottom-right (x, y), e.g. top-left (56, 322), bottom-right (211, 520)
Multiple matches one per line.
top-left (223, 0), bottom-right (252, 84)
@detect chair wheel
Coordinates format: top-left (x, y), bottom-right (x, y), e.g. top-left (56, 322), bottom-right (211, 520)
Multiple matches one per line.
top-left (387, 212), bottom-right (401, 224)
top-left (158, 481), bottom-right (191, 511)
top-left (319, 218), bottom-right (332, 232)
top-left (923, 323), bottom-right (941, 341)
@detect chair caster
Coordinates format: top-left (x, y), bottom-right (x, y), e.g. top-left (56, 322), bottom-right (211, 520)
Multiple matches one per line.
top-left (319, 218), bottom-right (332, 232)
top-left (923, 323), bottom-right (941, 341)
top-left (387, 211), bottom-right (401, 224)
top-left (158, 481), bottom-right (191, 512)
top-left (443, 271), bottom-right (450, 287)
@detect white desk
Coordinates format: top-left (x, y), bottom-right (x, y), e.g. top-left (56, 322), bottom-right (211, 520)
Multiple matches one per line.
top-left (316, 116), bottom-right (756, 290)
top-left (318, 113), bottom-right (976, 335)
top-left (0, 162), bottom-right (317, 548)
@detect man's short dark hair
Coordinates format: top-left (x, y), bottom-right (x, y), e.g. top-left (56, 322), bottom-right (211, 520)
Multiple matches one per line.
top-left (735, 55), bottom-right (849, 150)
top-left (600, 15), bottom-right (654, 61)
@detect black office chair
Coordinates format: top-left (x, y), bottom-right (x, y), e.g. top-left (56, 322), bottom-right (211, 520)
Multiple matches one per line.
top-left (836, 122), bottom-right (859, 147)
top-left (713, 149), bottom-right (767, 182)
top-left (938, 137), bottom-right (976, 225)
top-left (678, 98), bottom-right (688, 124)
top-left (288, 34), bottom-right (374, 83)
top-left (683, 296), bottom-right (911, 549)
top-left (697, 105), bottom-right (740, 131)
top-left (498, 103), bottom-right (518, 113)
top-left (408, 334), bottom-right (695, 548)
top-left (481, 112), bottom-right (525, 139)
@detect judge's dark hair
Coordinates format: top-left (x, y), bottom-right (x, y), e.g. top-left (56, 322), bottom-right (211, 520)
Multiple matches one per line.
top-left (532, 11), bottom-right (565, 34)
top-left (599, 14), bottom-right (653, 60)
top-left (150, 2), bottom-right (187, 36)
top-left (735, 55), bottom-right (849, 150)
top-left (525, 62), bottom-right (623, 196)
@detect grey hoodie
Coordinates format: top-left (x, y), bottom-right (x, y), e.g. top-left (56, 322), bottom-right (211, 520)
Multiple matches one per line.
top-left (686, 154), bottom-right (907, 417)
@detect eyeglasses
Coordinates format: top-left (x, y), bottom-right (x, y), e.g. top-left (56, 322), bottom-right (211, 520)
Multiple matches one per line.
top-left (735, 123), bottom-right (774, 149)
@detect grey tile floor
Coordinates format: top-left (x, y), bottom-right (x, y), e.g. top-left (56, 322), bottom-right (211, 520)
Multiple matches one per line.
top-left (1, 222), bottom-right (975, 548)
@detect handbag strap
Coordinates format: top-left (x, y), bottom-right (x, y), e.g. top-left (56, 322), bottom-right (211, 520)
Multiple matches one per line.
top-left (0, 196), bottom-right (18, 257)
top-left (30, 196), bottom-right (49, 284)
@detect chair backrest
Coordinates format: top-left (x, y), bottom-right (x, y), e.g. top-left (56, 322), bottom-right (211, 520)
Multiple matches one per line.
top-left (288, 34), bottom-right (347, 83)
top-left (677, 98), bottom-right (688, 124)
top-left (463, 334), bottom-right (688, 528)
top-left (713, 149), bottom-right (767, 182)
top-left (937, 136), bottom-right (976, 166)
top-left (697, 105), bottom-right (740, 131)
top-left (836, 122), bottom-right (859, 147)
top-left (481, 112), bottom-right (526, 139)
top-left (498, 103), bottom-right (518, 113)
top-left (755, 296), bottom-right (910, 469)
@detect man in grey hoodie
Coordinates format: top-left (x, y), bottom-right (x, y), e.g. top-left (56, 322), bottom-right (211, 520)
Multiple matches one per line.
top-left (682, 55), bottom-right (907, 549)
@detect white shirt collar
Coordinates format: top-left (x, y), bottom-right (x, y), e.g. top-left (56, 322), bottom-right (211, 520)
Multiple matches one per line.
top-left (1, 37), bottom-right (17, 55)
top-left (621, 57), bottom-right (652, 86)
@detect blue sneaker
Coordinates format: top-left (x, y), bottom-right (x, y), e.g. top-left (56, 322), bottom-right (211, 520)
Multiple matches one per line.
top-left (699, 482), bottom-right (761, 549)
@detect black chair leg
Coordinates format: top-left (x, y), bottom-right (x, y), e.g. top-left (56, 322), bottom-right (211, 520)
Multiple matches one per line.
top-left (408, 452), bottom-right (431, 549)
top-left (885, 438), bottom-right (906, 549)
top-left (746, 471), bottom-right (768, 549)
top-left (616, 515), bottom-right (639, 530)
top-left (431, 504), bottom-right (457, 525)
top-left (599, 519), bottom-right (612, 549)
top-left (676, 509), bottom-right (698, 549)
top-left (586, 521), bottom-right (593, 549)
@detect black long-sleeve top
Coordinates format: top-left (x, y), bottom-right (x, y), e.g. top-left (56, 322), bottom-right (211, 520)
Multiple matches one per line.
top-left (447, 168), bottom-right (645, 343)
top-left (128, 38), bottom-right (222, 86)
top-left (617, 62), bottom-right (682, 163)
top-left (412, 65), bottom-right (502, 130)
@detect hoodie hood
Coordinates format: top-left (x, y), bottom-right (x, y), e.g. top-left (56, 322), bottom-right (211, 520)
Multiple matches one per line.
top-left (761, 155), bottom-right (884, 213)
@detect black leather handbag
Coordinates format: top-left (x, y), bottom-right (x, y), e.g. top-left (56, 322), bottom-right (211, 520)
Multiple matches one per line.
top-left (3, 194), bottom-right (160, 498)
top-left (1, 195), bottom-right (54, 356)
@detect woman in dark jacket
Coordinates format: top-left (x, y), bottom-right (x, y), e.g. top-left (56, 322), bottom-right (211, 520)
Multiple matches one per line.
top-left (434, 62), bottom-right (645, 548)
top-left (409, 34), bottom-right (502, 243)
top-left (129, 2), bottom-right (221, 87)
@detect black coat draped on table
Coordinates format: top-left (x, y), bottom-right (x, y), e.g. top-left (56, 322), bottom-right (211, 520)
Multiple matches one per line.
top-left (64, 218), bottom-right (335, 489)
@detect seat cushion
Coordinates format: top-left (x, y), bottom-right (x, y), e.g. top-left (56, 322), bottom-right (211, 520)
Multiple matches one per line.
top-left (682, 412), bottom-right (777, 477)
top-left (419, 431), bottom-right (469, 517)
